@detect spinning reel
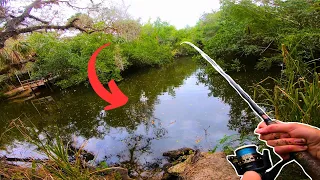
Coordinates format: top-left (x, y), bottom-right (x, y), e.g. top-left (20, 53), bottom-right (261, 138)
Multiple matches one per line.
top-left (227, 145), bottom-right (291, 180)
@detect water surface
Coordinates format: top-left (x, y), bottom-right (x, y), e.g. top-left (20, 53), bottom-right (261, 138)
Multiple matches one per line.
top-left (0, 57), bottom-right (278, 171)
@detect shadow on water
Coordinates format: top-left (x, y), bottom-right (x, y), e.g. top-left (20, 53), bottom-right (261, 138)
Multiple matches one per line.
top-left (0, 57), bottom-right (280, 176)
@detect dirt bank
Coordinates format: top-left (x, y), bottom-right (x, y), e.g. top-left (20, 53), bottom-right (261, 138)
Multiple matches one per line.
top-left (162, 148), bottom-right (239, 180)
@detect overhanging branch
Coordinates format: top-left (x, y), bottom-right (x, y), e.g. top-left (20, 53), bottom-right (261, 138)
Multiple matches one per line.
top-left (28, 14), bottom-right (49, 24)
top-left (0, 18), bottom-right (87, 48)
top-left (5, 0), bottom-right (41, 31)
top-left (17, 18), bottom-right (86, 33)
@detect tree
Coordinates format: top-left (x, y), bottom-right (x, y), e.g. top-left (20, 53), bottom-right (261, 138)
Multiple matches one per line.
top-left (197, 0), bottom-right (320, 71)
top-left (0, 38), bottom-right (34, 74)
top-left (0, 0), bottom-right (101, 49)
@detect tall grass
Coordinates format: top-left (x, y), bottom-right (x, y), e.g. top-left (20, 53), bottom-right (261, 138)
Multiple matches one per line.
top-left (0, 118), bottom-right (122, 180)
top-left (254, 44), bottom-right (320, 126)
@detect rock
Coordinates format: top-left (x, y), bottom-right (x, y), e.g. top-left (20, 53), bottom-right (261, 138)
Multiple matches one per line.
top-left (161, 173), bottom-right (180, 180)
top-left (163, 163), bottom-right (173, 171)
top-left (191, 149), bottom-right (202, 164)
top-left (102, 167), bottom-right (133, 180)
top-left (141, 170), bottom-right (163, 179)
top-left (162, 148), bottom-right (240, 180)
top-left (163, 148), bottom-right (194, 162)
top-left (162, 152), bottom-right (239, 180)
top-left (168, 155), bottom-right (193, 176)
top-left (129, 170), bottom-right (139, 178)
top-left (168, 162), bottom-right (187, 175)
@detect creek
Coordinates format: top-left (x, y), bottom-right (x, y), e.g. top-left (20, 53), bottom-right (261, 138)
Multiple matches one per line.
top-left (0, 57), bottom-right (278, 172)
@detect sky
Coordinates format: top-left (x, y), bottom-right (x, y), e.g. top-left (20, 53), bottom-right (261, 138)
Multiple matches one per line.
top-left (8, 0), bottom-right (220, 30)
top-left (123, 0), bottom-right (220, 29)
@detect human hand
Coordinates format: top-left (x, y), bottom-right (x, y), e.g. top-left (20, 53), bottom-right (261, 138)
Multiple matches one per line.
top-left (255, 121), bottom-right (320, 160)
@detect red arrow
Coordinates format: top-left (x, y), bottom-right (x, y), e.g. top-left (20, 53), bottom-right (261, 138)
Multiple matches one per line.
top-left (88, 43), bottom-right (128, 110)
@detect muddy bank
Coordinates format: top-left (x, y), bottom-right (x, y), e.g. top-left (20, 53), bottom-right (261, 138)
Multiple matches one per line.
top-left (162, 148), bottom-right (239, 180)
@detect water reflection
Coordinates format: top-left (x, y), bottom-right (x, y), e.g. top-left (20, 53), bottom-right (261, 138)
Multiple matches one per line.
top-left (196, 70), bottom-right (277, 134)
top-left (0, 57), bottom-right (278, 175)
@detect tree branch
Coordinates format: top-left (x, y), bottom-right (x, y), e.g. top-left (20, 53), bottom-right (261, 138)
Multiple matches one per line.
top-left (1, 156), bottom-right (47, 162)
top-left (260, 40), bottom-right (274, 55)
top-left (17, 18), bottom-right (86, 34)
top-left (0, 18), bottom-right (87, 48)
top-left (28, 14), bottom-right (49, 24)
top-left (0, 0), bottom-right (104, 49)
top-left (5, 0), bottom-right (41, 31)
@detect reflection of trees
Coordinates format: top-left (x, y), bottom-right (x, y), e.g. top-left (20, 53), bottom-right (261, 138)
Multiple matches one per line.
top-left (104, 120), bottom-right (168, 177)
top-left (105, 57), bottom-right (198, 130)
top-left (0, 57), bottom-right (197, 151)
top-left (196, 69), bottom-right (277, 134)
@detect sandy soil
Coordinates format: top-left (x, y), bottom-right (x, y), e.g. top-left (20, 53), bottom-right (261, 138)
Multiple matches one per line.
top-left (181, 152), bottom-right (239, 180)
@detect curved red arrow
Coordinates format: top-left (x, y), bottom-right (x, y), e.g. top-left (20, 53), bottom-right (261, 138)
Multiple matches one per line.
top-left (88, 43), bottom-right (128, 110)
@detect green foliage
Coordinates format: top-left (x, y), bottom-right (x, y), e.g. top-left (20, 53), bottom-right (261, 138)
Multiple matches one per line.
top-left (114, 172), bottom-right (122, 180)
top-left (98, 161), bottom-right (109, 169)
top-left (230, 58), bottom-right (243, 72)
top-left (0, 38), bottom-right (34, 76)
top-left (23, 18), bottom-right (196, 89)
top-left (254, 58), bottom-right (320, 126)
top-left (209, 134), bottom-right (260, 155)
top-left (197, 0), bottom-right (320, 70)
top-left (28, 32), bottom-right (123, 88)
top-left (121, 21), bottom-right (173, 66)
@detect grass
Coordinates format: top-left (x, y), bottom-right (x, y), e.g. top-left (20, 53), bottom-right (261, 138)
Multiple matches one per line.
top-left (253, 44), bottom-right (320, 127)
top-left (0, 118), bottom-right (125, 180)
top-left (209, 134), bottom-right (262, 155)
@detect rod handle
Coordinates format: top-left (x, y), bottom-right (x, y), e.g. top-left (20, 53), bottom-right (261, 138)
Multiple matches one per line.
top-left (294, 151), bottom-right (320, 179)
top-left (264, 119), bottom-right (320, 179)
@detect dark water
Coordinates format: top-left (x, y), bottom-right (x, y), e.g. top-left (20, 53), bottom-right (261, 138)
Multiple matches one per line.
top-left (0, 57), bottom-right (278, 171)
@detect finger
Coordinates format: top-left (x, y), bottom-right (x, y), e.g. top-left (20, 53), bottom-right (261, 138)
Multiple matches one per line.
top-left (278, 153), bottom-right (290, 160)
top-left (242, 171), bottom-right (262, 180)
top-left (274, 145), bottom-right (308, 155)
top-left (255, 123), bottom-right (293, 134)
top-left (259, 132), bottom-right (291, 141)
top-left (258, 121), bottom-right (267, 129)
top-left (273, 119), bottom-right (283, 124)
top-left (266, 138), bottom-right (306, 147)
top-left (256, 120), bottom-right (283, 130)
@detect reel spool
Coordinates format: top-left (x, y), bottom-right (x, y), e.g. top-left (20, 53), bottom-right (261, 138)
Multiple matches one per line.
top-left (227, 145), bottom-right (272, 176)
top-left (227, 145), bottom-right (291, 180)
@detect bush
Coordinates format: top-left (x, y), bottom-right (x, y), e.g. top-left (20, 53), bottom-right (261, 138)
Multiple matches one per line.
top-left (28, 32), bottom-right (123, 88)
top-left (197, 0), bottom-right (320, 71)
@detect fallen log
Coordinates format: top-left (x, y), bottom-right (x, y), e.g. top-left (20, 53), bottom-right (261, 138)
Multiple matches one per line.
top-left (0, 156), bottom-right (47, 162)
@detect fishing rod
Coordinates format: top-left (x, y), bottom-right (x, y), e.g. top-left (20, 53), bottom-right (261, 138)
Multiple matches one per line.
top-left (182, 42), bottom-right (320, 180)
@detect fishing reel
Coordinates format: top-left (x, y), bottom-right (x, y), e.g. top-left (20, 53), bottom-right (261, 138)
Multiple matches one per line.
top-left (227, 145), bottom-right (290, 180)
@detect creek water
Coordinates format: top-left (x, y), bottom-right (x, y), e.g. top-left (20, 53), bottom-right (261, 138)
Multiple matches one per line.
top-left (0, 57), bottom-right (278, 172)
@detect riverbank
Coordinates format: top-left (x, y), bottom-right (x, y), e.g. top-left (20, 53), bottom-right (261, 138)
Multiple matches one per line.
top-left (0, 148), bottom-right (239, 180)
top-left (162, 148), bottom-right (238, 180)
